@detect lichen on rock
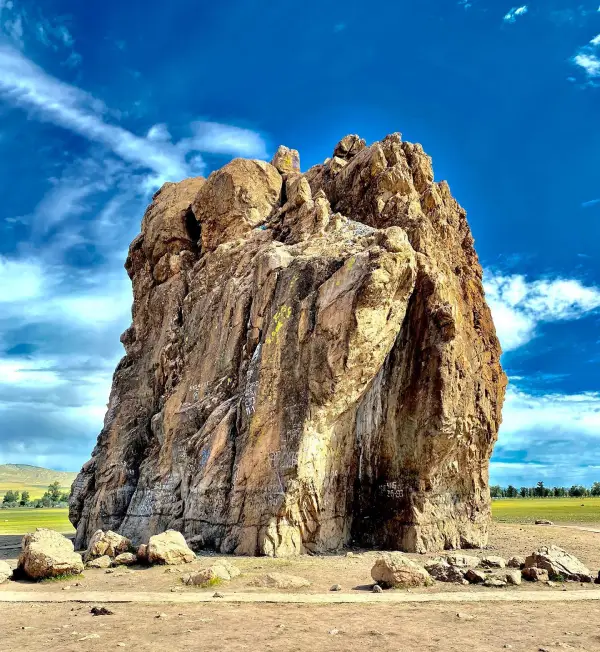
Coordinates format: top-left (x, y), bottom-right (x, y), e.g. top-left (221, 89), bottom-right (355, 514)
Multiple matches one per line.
top-left (70, 132), bottom-right (506, 556)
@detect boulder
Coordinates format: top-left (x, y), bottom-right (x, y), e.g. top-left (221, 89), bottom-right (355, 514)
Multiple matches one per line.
top-left (444, 553), bottom-right (480, 569)
top-left (18, 529), bottom-right (84, 580)
top-left (0, 560), bottom-right (12, 583)
top-left (183, 561), bottom-right (240, 585)
top-left (507, 556), bottom-right (525, 569)
top-left (70, 133), bottom-right (507, 557)
top-left (465, 568), bottom-right (487, 584)
top-left (250, 572), bottom-right (310, 589)
top-left (86, 555), bottom-right (112, 569)
top-left (505, 570), bottom-right (522, 586)
top-left (484, 577), bottom-right (507, 588)
top-left (424, 559), bottom-right (467, 584)
top-left (271, 145), bottom-right (301, 175)
top-left (113, 552), bottom-right (137, 566)
top-left (522, 567), bottom-right (550, 582)
top-left (85, 530), bottom-right (131, 561)
top-left (535, 520), bottom-right (553, 525)
top-left (371, 553), bottom-right (432, 588)
top-left (481, 556), bottom-right (506, 569)
top-left (147, 531), bottom-right (196, 565)
top-left (524, 545), bottom-right (593, 582)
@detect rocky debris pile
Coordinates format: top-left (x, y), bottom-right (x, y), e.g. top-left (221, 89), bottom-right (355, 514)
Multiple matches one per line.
top-left (371, 545), bottom-right (594, 589)
top-left (17, 528), bottom-right (84, 580)
top-left (0, 559), bottom-right (12, 583)
top-left (85, 530), bottom-right (132, 562)
top-left (70, 131), bottom-right (507, 556)
top-left (183, 560), bottom-right (241, 586)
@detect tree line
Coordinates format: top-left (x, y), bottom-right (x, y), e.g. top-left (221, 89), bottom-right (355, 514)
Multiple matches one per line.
top-left (1, 481), bottom-right (70, 508)
top-left (491, 481), bottom-right (600, 499)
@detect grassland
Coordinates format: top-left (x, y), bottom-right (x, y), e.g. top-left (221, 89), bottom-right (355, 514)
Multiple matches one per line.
top-left (492, 497), bottom-right (600, 525)
top-left (0, 508), bottom-right (74, 535)
top-left (0, 464), bottom-right (76, 500)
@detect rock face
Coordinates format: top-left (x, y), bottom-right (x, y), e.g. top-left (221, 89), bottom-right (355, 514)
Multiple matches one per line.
top-left (70, 133), bottom-right (506, 556)
top-left (18, 529), bottom-right (84, 580)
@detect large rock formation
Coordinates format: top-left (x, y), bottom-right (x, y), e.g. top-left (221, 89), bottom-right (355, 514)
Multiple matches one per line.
top-left (70, 132), bottom-right (506, 555)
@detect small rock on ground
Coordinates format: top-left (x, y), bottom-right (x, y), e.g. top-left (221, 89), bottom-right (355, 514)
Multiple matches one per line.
top-left (372, 584), bottom-right (383, 593)
top-left (330, 584), bottom-right (342, 591)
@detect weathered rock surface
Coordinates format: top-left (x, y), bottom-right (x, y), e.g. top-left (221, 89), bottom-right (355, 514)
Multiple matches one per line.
top-left (147, 530), bottom-right (196, 565)
top-left (250, 572), bottom-right (310, 589)
top-left (371, 552), bottom-right (431, 588)
top-left (85, 530), bottom-right (131, 561)
top-left (465, 568), bottom-right (486, 584)
top-left (524, 545), bottom-right (593, 582)
top-left (18, 529), bottom-right (84, 580)
top-left (0, 559), bottom-right (12, 583)
top-left (522, 567), bottom-right (549, 582)
top-left (507, 555), bottom-right (525, 569)
top-left (183, 561), bottom-right (240, 585)
top-left (481, 555), bottom-right (506, 569)
top-left (113, 552), bottom-right (137, 566)
top-left (86, 555), bottom-right (112, 569)
top-left (70, 132), bottom-right (506, 556)
top-left (424, 559), bottom-right (467, 584)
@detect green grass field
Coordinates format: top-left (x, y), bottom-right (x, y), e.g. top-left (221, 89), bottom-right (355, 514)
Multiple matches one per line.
top-left (0, 508), bottom-right (74, 535)
top-left (492, 497), bottom-right (600, 525)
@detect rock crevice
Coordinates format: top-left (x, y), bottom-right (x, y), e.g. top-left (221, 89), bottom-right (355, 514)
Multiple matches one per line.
top-left (70, 133), bottom-right (506, 555)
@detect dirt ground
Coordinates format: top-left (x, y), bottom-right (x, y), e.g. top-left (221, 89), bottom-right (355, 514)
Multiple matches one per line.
top-left (2, 522), bottom-right (600, 651)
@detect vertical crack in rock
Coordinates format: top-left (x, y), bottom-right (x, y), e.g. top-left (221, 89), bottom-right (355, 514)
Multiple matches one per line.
top-left (70, 134), bottom-right (506, 555)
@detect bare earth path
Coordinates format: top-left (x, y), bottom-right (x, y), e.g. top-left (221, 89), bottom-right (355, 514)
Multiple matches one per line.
top-left (2, 588), bottom-right (600, 604)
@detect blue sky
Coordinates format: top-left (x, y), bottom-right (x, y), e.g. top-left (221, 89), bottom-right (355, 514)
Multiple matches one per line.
top-left (0, 0), bottom-right (598, 486)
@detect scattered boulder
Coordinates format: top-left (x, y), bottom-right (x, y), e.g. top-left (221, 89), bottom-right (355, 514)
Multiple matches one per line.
top-left (86, 555), bottom-right (112, 569)
top-left (507, 556), bottom-right (525, 569)
top-left (250, 572), bottom-right (310, 589)
top-left (444, 553), bottom-right (480, 569)
top-left (183, 561), bottom-right (240, 586)
top-left (372, 584), bottom-right (383, 593)
top-left (505, 570), bottom-right (522, 586)
top-left (90, 606), bottom-right (114, 616)
top-left (524, 546), bottom-right (593, 582)
top-left (85, 530), bottom-right (131, 562)
top-left (425, 559), bottom-right (467, 584)
top-left (0, 560), bottom-right (12, 583)
top-left (465, 568), bottom-right (487, 584)
top-left (147, 530), bottom-right (196, 565)
top-left (535, 520), bottom-right (553, 526)
top-left (18, 529), bottom-right (84, 580)
top-left (481, 556), bottom-right (506, 569)
top-left (330, 584), bottom-right (342, 591)
top-left (113, 553), bottom-right (137, 567)
top-left (484, 577), bottom-right (507, 588)
top-left (371, 553), bottom-right (432, 588)
top-left (522, 567), bottom-right (550, 582)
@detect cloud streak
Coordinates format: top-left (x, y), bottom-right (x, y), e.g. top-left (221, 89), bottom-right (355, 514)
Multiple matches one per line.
top-left (503, 5), bottom-right (528, 23)
top-left (485, 272), bottom-right (600, 352)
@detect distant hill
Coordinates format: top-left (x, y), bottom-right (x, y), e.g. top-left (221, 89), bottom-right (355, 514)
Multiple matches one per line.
top-left (0, 464), bottom-right (77, 499)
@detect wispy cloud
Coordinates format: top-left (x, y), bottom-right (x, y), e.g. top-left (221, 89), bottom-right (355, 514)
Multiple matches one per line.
top-left (582, 198), bottom-right (600, 208)
top-left (0, 46), bottom-right (269, 184)
top-left (503, 5), bottom-right (528, 23)
top-left (572, 33), bottom-right (600, 78)
top-left (485, 272), bottom-right (600, 351)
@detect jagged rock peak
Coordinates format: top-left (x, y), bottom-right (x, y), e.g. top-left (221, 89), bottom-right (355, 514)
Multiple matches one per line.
top-left (70, 132), bottom-right (506, 557)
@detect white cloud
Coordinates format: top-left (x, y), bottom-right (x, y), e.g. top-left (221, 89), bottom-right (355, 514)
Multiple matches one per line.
top-left (503, 5), bottom-right (528, 22)
top-left (484, 272), bottom-right (600, 351)
top-left (491, 387), bottom-right (600, 486)
top-left (572, 33), bottom-right (600, 78)
top-left (0, 257), bottom-right (46, 302)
